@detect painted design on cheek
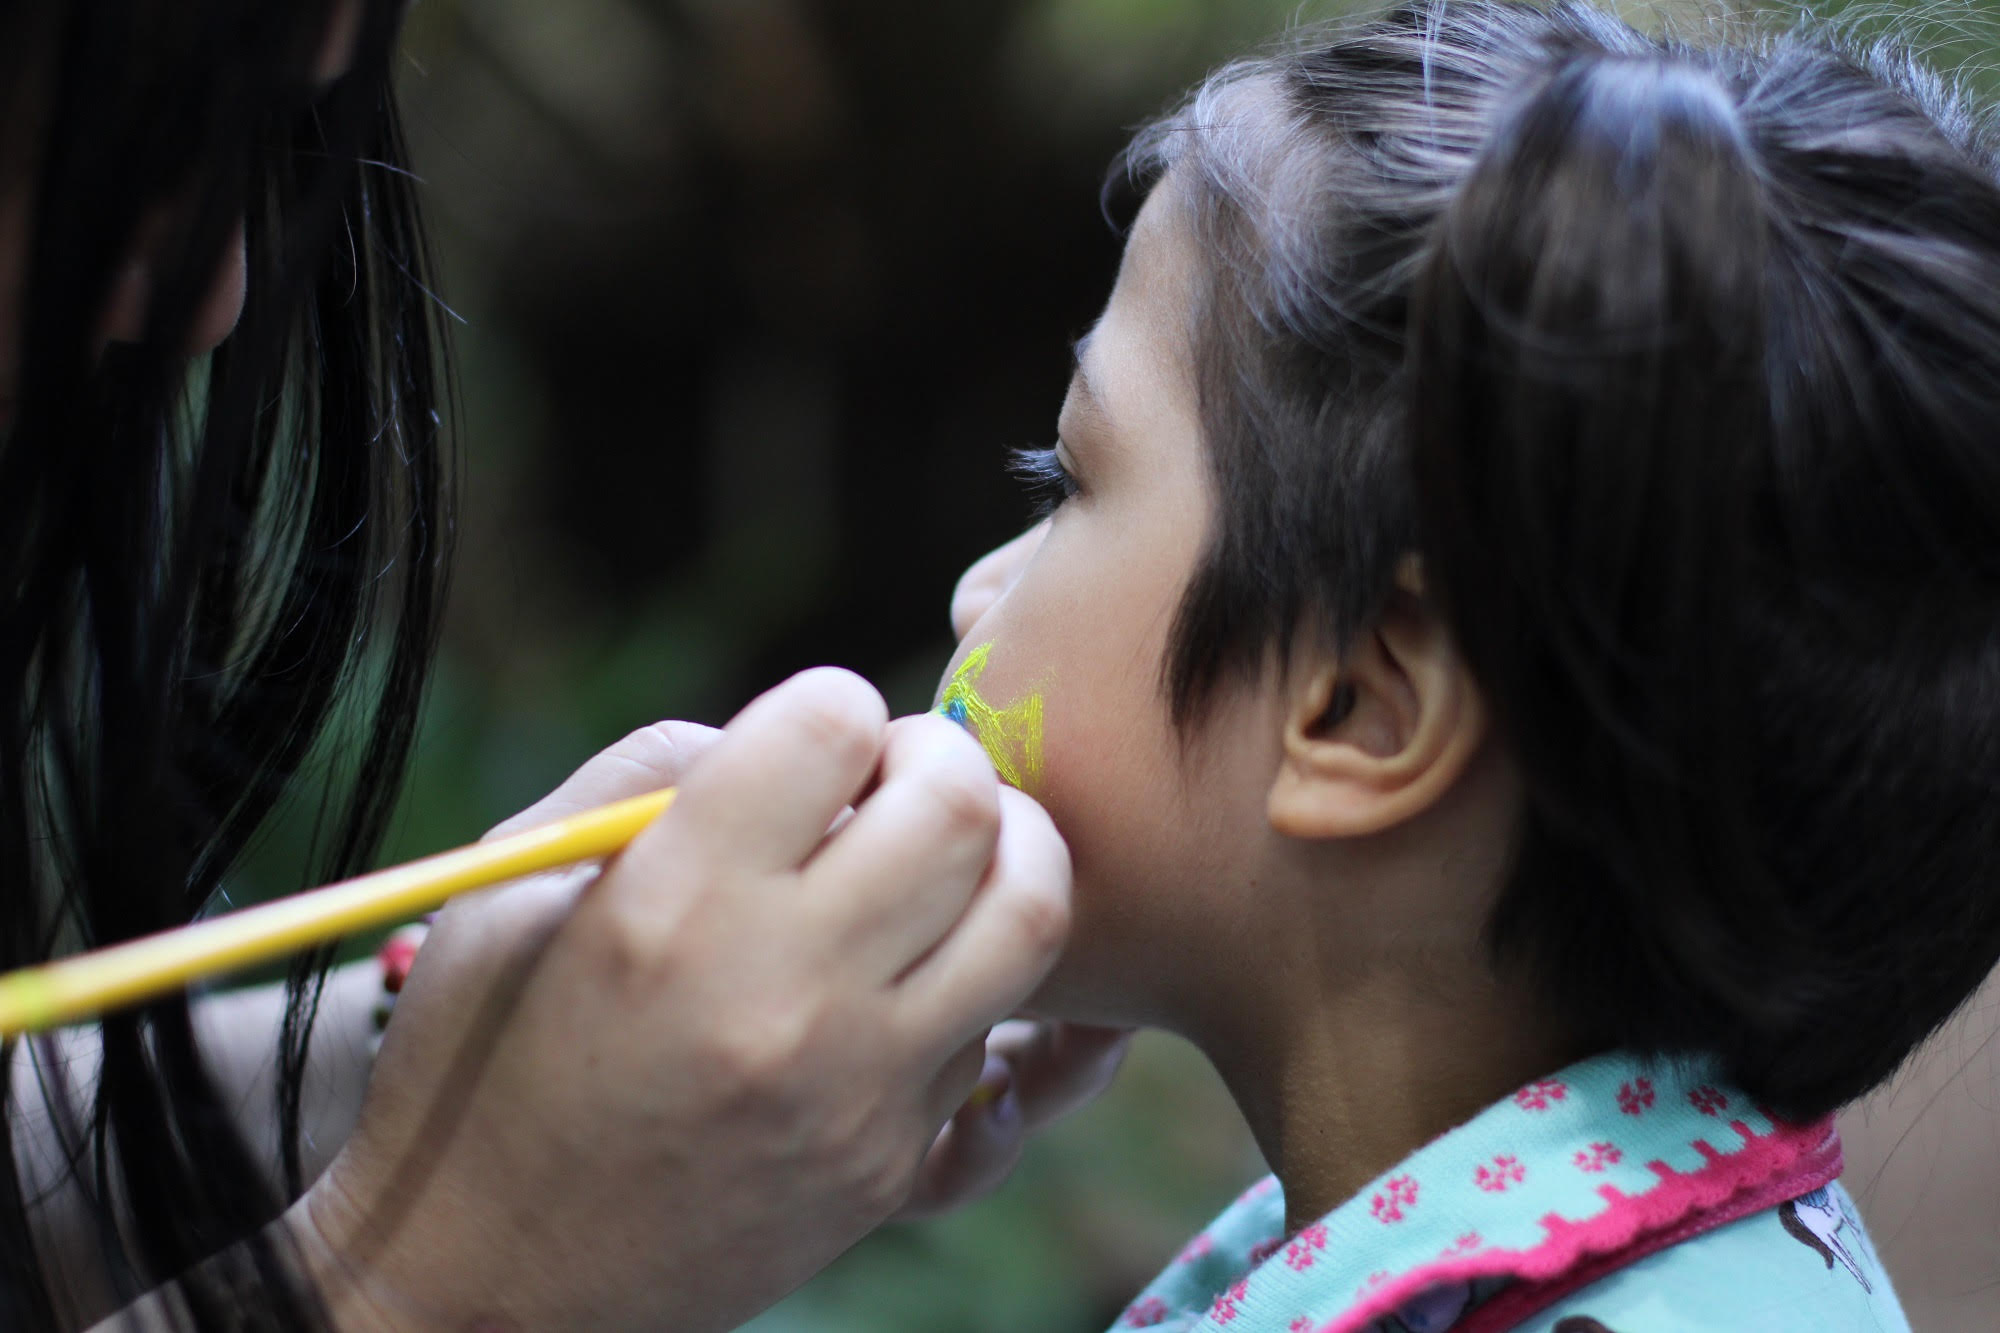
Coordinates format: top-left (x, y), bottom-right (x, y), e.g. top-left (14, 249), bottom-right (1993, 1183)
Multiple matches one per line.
top-left (937, 642), bottom-right (1044, 792)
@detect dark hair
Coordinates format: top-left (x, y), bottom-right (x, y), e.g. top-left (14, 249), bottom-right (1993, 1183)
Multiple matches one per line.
top-left (1124, 0), bottom-right (2000, 1120)
top-left (0, 1), bottom-right (450, 1326)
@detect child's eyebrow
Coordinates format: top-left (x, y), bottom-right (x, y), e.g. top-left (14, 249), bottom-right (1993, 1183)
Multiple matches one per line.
top-left (1066, 332), bottom-right (1111, 429)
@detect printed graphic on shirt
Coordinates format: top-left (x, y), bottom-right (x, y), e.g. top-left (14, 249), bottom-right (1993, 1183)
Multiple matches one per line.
top-left (1778, 1188), bottom-right (1872, 1292)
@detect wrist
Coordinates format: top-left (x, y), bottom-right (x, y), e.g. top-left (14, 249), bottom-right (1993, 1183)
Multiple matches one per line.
top-left (369, 920), bottom-right (432, 1051)
top-left (285, 1170), bottom-right (429, 1333)
top-left (281, 922), bottom-right (437, 1333)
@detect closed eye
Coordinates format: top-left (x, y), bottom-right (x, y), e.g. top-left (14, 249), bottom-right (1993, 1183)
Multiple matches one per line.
top-left (1009, 444), bottom-right (1080, 520)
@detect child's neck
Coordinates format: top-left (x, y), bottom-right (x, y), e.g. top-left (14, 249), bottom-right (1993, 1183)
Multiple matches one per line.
top-left (1199, 963), bottom-right (1583, 1235)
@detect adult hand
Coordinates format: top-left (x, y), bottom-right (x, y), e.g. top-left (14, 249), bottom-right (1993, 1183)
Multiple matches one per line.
top-left (292, 668), bottom-right (1072, 1333)
top-left (455, 707), bottom-right (1129, 1226)
top-left (898, 1019), bottom-right (1131, 1218)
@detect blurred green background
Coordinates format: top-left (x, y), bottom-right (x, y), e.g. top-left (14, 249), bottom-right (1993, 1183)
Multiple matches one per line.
top-left (225, 1), bottom-right (1993, 1330)
top-left (342, 4), bottom-right (1316, 1328)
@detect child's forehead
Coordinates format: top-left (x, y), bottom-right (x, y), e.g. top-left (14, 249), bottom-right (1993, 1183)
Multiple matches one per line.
top-left (1086, 174), bottom-right (1200, 406)
top-left (1123, 169), bottom-right (1199, 295)
top-left (1060, 331), bottom-right (1112, 434)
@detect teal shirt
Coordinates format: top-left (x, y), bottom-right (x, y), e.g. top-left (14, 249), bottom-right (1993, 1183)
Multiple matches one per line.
top-left (1109, 1052), bottom-right (1906, 1333)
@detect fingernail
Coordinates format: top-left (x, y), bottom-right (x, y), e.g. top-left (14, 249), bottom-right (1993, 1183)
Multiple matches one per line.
top-left (990, 1085), bottom-right (1021, 1130)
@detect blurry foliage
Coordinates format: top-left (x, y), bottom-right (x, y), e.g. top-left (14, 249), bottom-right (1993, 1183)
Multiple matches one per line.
top-left (232, 1), bottom-right (1313, 1327)
top-left (221, 0), bottom-right (2000, 1328)
top-left (740, 1029), bottom-right (1260, 1333)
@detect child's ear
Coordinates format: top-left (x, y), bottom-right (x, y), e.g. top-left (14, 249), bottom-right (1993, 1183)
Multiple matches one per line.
top-left (1268, 563), bottom-right (1488, 840)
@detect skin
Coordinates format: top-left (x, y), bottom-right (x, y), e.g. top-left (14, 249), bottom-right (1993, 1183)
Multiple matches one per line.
top-left (281, 675), bottom-right (1074, 1332)
top-left (72, 676), bottom-right (1084, 1333)
top-left (0, 2), bottom-right (291, 431)
top-left (42, 690), bottom-right (1112, 1333)
top-left (2, 6), bottom-right (1126, 1328)
top-left (943, 171), bottom-right (1579, 1231)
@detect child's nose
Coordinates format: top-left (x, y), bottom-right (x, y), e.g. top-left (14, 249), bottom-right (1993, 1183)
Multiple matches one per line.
top-left (950, 523), bottom-right (1048, 640)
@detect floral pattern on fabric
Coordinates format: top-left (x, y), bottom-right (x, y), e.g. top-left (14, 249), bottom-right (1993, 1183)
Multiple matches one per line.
top-left (1103, 1051), bottom-right (1889, 1333)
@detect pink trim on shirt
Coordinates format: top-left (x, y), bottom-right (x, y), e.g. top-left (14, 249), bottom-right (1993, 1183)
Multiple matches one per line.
top-left (1311, 1115), bottom-right (1842, 1333)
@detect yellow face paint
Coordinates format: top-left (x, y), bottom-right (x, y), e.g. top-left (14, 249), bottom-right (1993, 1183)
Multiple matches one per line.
top-left (937, 642), bottom-right (1044, 793)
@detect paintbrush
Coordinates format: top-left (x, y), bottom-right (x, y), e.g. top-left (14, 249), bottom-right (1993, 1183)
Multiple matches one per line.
top-left (0, 788), bottom-right (676, 1037)
top-left (0, 650), bottom-right (1041, 1038)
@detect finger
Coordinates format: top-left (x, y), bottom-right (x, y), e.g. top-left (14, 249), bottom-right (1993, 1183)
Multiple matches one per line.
top-left (485, 721), bottom-right (724, 841)
top-left (804, 713), bottom-right (1001, 978)
top-left (894, 787), bottom-right (1071, 1051)
top-left (654, 667), bottom-right (889, 875)
top-left (982, 1018), bottom-right (1043, 1052)
top-left (896, 1023), bottom-right (1129, 1220)
top-left (989, 1022), bottom-right (1132, 1132)
top-left (417, 863), bottom-right (601, 997)
top-left (445, 723), bottom-right (723, 986)
top-left (928, 1036), bottom-right (991, 1128)
top-left (897, 1055), bottom-right (1026, 1220)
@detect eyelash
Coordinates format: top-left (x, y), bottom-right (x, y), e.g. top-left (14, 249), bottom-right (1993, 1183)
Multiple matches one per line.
top-left (1009, 444), bottom-right (1080, 519)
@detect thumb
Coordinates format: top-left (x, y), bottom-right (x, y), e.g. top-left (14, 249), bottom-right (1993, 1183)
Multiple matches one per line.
top-left (484, 720), bottom-right (724, 841)
top-left (895, 1054), bottom-right (1026, 1220)
top-left (399, 720), bottom-right (724, 1031)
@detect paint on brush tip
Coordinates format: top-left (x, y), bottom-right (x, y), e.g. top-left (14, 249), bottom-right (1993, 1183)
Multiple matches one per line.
top-left (937, 642), bottom-right (1043, 792)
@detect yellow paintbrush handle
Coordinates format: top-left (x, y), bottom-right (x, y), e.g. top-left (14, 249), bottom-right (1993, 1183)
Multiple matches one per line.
top-left (0, 787), bottom-right (677, 1038)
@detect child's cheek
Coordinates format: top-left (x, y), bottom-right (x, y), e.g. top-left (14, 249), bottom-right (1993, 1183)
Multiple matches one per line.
top-left (1035, 677), bottom-right (1174, 878)
top-left (936, 640), bottom-right (1049, 795)
top-left (1023, 703), bottom-right (1197, 1024)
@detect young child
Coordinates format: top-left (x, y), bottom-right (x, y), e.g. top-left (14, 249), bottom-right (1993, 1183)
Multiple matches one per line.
top-left (938, 2), bottom-right (2000, 1329)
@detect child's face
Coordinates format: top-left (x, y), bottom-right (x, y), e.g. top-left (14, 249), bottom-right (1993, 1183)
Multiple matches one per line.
top-left (938, 178), bottom-right (1291, 1027)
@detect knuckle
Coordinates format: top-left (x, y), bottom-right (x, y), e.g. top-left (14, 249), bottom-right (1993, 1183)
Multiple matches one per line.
top-left (781, 1096), bottom-right (911, 1218)
top-left (986, 790), bottom-right (1072, 958)
top-left (852, 1128), bottom-right (928, 1208)
top-left (1005, 873), bottom-right (1072, 958)
top-left (1001, 789), bottom-right (1069, 870)
top-left (617, 720), bottom-right (722, 785)
top-left (707, 1002), bottom-right (816, 1096)
top-left (784, 672), bottom-right (887, 771)
top-left (755, 1047), bottom-right (923, 1217)
top-left (578, 891), bottom-right (676, 985)
top-left (926, 762), bottom-right (1001, 843)
top-left (858, 1156), bottom-right (917, 1219)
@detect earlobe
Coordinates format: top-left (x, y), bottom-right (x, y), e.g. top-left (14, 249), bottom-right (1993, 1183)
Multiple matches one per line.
top-left (1266, 594), bottom-right (1487, 841)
